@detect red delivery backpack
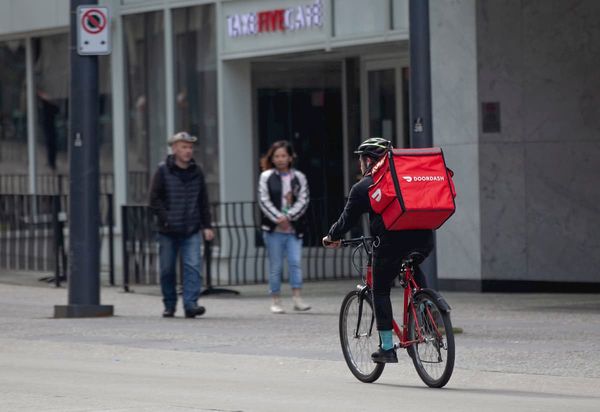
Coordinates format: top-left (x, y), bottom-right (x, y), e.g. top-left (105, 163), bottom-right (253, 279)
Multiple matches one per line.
top-left (368, 147), bottom-right (456, 230)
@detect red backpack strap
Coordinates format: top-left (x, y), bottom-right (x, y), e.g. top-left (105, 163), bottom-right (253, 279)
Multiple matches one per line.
top-left (447, 168), bottom-right (456, 198)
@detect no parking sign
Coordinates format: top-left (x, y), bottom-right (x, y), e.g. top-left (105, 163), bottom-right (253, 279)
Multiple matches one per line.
top-left (77, 6), bottom-right (111, 55)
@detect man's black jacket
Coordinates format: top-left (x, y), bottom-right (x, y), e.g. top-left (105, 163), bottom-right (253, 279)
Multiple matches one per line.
top-left (149, 155), bottom-right (212, 236)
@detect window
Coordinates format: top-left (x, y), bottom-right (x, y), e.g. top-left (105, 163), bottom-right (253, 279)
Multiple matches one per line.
top-left (173, 4), bottom-right (219, 203)
top-left (31, 34), bottom-right (113, 194)
top-left (253, 61), bottom-right (345, 242)
top-left (34, 34), bottom-right (69, 176)
top-left (0, 40), bottom-right (28, 186)
top-left (123, 11), bottom-right (165, 203)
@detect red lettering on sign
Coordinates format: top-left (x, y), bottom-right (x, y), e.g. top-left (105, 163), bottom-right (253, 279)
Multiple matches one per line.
top-left (258, 9), bottom-right (285, 32)
top-left (273, 9), bottom-right (285, 31)
top-left (258, 11), bottom-right (269, 32)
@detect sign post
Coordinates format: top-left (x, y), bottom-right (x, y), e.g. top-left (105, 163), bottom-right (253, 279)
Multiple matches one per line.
top-left (55, 0), bottom-right (113, 318)
top-left (77, 6), bottom-right (111, 55)
top-left (409, 0), bottom-right (438, 289)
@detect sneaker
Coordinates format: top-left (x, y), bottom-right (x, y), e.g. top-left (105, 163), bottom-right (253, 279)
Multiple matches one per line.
top-left (293, 296), bottom-right (311, 311)
top-left (270, 303), bottom-right (285, 314)
top-left (162, 308), bottom-right (175, 318)
top-left (371, 348), bottom-right (398, 363)
top-left (184, 306), bottom-right (206, 318)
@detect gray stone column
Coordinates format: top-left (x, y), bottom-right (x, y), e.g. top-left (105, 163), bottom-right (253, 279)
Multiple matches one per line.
top-left (430, 0), bottom-right (482, 289)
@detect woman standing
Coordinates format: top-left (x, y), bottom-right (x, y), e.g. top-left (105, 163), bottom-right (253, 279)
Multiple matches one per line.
top-left (258, 141), bottom-right (311, 314)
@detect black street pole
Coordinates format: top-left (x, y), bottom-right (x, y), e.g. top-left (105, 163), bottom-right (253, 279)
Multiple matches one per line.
top-left (55, 0), bottom-right (113, 317)
top-left (409, 0), bottom-right (438, 289)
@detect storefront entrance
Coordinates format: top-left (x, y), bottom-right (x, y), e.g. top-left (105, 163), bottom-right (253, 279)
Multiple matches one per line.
top-left (251, 49), bottom-right (409, 238)
top-left (253, 61), bottom-right (345, 232)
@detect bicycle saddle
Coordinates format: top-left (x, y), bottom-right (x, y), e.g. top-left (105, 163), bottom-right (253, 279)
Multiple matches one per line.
top-left (403, 252), bottom-right (426, 265)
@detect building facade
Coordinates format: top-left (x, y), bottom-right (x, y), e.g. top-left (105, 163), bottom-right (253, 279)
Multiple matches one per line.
top-left (0, 0), bottom-right (598, 290)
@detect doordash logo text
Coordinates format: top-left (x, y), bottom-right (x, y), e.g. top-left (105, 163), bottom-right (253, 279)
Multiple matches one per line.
top-left (402, 176), bottom-right (445, 183)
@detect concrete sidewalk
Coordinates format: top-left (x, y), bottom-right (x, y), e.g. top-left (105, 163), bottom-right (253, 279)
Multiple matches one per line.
top-left (1, 275), bottom-right (599, 411)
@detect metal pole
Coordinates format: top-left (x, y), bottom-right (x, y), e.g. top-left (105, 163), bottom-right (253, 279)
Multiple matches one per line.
top-left (25, 37), bottom-right (37, 196)
top-left (409, 0), bottom-right (438, 289)
top-left (52, 196), bottom-right (61, 288)
top-left (108, 193), bottom-right (115, 286)
top-left (121, 205), bottom-right (131, 293)
top-left (55, 0), bottom-right (113, 317)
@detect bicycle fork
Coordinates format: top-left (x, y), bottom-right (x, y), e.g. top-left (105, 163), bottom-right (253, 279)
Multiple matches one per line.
top-left (354, 285), bottom-right (376, 339)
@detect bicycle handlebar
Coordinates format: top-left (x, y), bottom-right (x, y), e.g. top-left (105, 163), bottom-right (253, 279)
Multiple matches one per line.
top-left (339, 236), bottom-right (378, 248)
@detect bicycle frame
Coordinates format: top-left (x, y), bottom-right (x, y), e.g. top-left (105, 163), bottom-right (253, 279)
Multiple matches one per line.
top-left (342, 236), bottom-right (433, 350)
top-left (364, 262), bottom-right (424, 348)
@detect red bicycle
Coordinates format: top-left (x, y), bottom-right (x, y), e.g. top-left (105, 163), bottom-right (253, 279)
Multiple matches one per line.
top-left (338, 236), bottom-right (455, 387)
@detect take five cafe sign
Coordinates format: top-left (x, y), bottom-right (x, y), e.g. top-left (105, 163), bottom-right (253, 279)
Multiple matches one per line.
top-left (227, 0), bottom-right (324, 38)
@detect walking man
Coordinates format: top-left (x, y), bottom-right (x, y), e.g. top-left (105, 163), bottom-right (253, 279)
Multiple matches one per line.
top-left (149, 131), bottom-right (214, 318)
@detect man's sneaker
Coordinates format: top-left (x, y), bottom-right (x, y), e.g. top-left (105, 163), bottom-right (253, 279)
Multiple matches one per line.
top-left (162, 308), bottom-right (175, 318)
top-left (293, 296), bottom-right (311, 311)
top-left (371, 348), bottom-right (398, 363)
top-left (184, 306), bottom-right (206, 318)
top-left (270, 302), bottom-right (285, 314)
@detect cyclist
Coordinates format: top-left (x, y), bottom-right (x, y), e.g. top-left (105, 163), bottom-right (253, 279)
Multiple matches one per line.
top-left (323, 137), bottom-right (433, 363)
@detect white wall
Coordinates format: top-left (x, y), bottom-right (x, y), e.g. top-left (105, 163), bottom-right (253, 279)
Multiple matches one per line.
top-left (430, 0), bottom-right (482, 283)
top-left (477, 0), bottom-right (600, 283)
top-left (218, 59), bottom-right (254, 202)
top-left (0, 0), bottom-right (69, 37)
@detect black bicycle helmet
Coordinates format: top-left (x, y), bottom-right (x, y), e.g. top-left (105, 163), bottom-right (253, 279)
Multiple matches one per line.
top-left (354, 137), bottom-right (392, 159)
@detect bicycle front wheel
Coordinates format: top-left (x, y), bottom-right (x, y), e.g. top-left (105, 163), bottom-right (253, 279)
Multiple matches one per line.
top-left (408, 292), bottom-right (455, 388)
top-left (339, 289), bottom-right (385, 383)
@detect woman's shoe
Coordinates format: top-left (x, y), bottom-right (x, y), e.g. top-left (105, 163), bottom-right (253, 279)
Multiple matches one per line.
top-left (293, 296), bottom-right (311, 311)
top-left (270, 302), bottom-right (285, 314)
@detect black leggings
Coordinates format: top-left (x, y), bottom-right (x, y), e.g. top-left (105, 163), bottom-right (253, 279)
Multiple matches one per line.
top-left (372, 247), bottom-right (430, 331)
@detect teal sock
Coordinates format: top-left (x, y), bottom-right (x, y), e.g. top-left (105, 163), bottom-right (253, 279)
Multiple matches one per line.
top-left (379, 330), bottom-right (394, 350)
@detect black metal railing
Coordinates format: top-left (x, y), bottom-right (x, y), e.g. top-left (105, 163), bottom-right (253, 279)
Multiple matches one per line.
top-left (0, 172), bottom-right (148, 199)
top-left (0, 193), bottom-right (115, 286)
top-left (121, 205), bottom-right (157, 290)
top-left (0, 194), bottom-right (66, 284)
top-left (121, 198), bottom-right (361, 290)
top-left (0, 174), bottom-right (29, 194)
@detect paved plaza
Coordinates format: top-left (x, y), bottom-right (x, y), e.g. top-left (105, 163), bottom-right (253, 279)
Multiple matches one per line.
top-left (1, 274), bottom-right (599, 411)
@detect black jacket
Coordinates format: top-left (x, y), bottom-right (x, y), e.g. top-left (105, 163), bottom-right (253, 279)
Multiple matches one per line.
top-left (328, 174), bottom-right (433, 250)
top-left (149, 155), bottom-right (212, 236)
top-left (258, 168), bottom-right (310, 238)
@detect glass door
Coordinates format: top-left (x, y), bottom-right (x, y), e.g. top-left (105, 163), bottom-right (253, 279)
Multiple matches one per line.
top-left (361, 58), bottom-right (409, 148)
top-left (253, 61), bottom-right (345, 245)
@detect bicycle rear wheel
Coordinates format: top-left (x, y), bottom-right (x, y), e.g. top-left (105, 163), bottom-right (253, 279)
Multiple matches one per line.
top-left (408, 292), bottom-right (455, 388)
top-left (339, 290), bottom-right (385, 383)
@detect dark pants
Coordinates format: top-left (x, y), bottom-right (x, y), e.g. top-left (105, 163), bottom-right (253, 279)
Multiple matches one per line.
top-left (372, 240), bottom-right (432, 331)
top-left (158, 232), bottom-right (202, 311)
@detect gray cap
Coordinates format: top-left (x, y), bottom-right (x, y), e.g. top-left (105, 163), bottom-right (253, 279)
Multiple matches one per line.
top-left (168, 131), bottom-right (197, 145)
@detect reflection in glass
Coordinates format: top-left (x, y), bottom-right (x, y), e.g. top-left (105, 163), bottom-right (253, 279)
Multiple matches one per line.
top-left (344, 58), bottom-right (362, 187)
top-left (253, 61), bottom-right (345, 242)
top-left (0, 40), bottom-right (28, 187)
top-left (30, 34), bottom-right (113, 194)
top-left (401, 67), bottom-right (410, 148)
top-left (173, 5), bottom-right (219, 203)
top-left (34, 34), bottom-right (69, 176)
top-left (99, 56), bottom-right (113, 178)
top-left (368, 69), bottom-right (396, 142)
top-left (124, 12), bottom-right (166, 203)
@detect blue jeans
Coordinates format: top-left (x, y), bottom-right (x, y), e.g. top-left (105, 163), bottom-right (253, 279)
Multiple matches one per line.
top-left (263, 231), bottom-right (303, 295)
top-left (158, 232), bottom-right (202, 311)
